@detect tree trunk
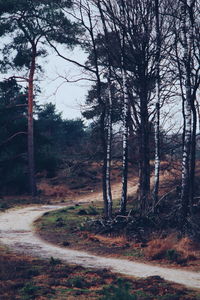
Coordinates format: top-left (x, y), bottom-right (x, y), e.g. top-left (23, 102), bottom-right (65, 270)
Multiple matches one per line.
top-left (153, 0), bottom-right (161, 209)
top-left (180, 0), bottom-right (192, 221)
top-left (28, 45), bottom-right (37, 197)
top-left (188, 1), bottom-right (197, 213)
top-left (139, 90), bottom-right (150, 216)
top-left (196, 100), bottom-right (200, 133)
top-left (190, 100), bottom-right (197, 210)
top-left (96, 0), bottom-right (113, 219)
top-left (181, 90), bottom-right (192, 220)
top-left (105, 76), bottom-right (113, 219)
top-left (100, 106), bottom-right (108, 218)
top-left (120, 68), bottom-right (129, 215)
top-left (118, 0), bottom-right (129, 215)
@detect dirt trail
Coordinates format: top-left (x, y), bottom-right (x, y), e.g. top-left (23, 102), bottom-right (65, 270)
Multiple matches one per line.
top-left (1, 204), bottom-right (200, 290)
top-left (73, 177), bottom-right (138, 203)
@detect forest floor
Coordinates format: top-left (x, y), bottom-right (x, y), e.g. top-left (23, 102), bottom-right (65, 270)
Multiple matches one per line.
top-left (34, 160), bottom-right (200, 272)
top-left (35, 201), bottom-right (200, 272)
top-left (1, 204), bottom-right (200, 295)
top-left (2, 244), bottom-right (200, 300)
top-left (1, 160), bottom-right (200, 299)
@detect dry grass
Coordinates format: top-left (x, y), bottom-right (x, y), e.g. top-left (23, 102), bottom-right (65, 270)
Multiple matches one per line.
top-left (38, 182), bottom-right (70, 198)
top-left (2, 246), bottom-right (198, 300)
top-left (175, 237), bottom-right (198, 261)
top-left (145, 234), bottom-right (198, 262)
top-left (145, 234), bottom-right (177, 259)
top-left (86, 233), bottom-right (129, 246)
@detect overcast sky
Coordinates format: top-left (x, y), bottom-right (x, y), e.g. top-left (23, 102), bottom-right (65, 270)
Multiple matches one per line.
top-left (1, 41), bottom-right (184, 132)
top-left (38, 46), bottom-right (91, 120)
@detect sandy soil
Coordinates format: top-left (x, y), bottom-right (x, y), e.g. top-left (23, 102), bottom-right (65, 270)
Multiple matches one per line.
top-left (1, 204), bottom-right (200, 290)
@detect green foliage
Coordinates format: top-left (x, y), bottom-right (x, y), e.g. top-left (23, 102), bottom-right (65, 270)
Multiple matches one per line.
top-left (88, 205), bottom-right (99, 215)
top-left (49, 256), bottom-right (61, 266)
top-left (165, 249), bottom-right (180, 262)
top-left (55, 217), bottom-right (66, 227)
top-left (35, 103), bottom-right (86, 177)
top-left (0, 0), bottom-right (83, 72)
top-left (67, 276), bottom-right (88, 289)
top-left (20, 282), bottom-right (40, 299)
top-left (0, 86), bottom-right (88, 193)
top-left (0, 202), bottom-right (9, 211)
top-left (35, 103), bottom-right (64, 177)
top-left (158, 294), bottom-right (181, 300)
top-left (0, 79), bottom-right (28, 194)
top-left (100, 279), bottom-right (137, 300)
top-left (0, 0), bottom-right (84, 194)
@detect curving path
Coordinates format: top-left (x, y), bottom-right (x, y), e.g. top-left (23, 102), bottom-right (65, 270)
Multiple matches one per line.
top-left (0, 205), bottom-right (200, 289)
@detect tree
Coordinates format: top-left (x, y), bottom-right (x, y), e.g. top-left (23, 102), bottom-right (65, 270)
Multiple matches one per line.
top-left (0, 0), bottom-right (82, 196)
top-left (36, 103), bottom-right (85, 177)
top-left (97, 0), bottom-right (157, 215)
top-left (152, 0), bottom-right (161, 208)
top-left (172, 0), bottom-right (200, 222)
top-left (0, 79), bottom-right (28, 194)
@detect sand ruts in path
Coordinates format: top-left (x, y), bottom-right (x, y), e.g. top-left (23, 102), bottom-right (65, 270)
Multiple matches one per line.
top-left (1, 205), bottom-right (200, 289)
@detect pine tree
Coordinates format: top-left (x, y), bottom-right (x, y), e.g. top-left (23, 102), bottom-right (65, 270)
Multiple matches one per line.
top-left (0, 0), bottom-right (82, 196)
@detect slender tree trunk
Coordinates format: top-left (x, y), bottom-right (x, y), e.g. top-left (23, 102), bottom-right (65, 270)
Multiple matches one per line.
top-left (120, 68), bottom-right (129, 215)
top-left (96, 77), bottom-right (110, 219)
top-left (118, 0), bottom-right (129, 215)
top-left (105, 76), bottom-right (113, 219)
top-left (28, 46), bottom-right (37, 197)
top-left (139, 89), bottom-right (150, 216)
top-left (97, 81), bottom-right (110, 219)
top-left (196, 100), bottom-right (200, 133)
top-left (153, 0), bottom-right (161, 209)
top-left (96, 0), bottom-right (113, 219)
top-left (188, 1), bottom-right (197, 212)
top-left (181, 89), bottom-right (192, 220)
top-left (181, 0), bottom-right (192, 221)
top-left (100, 106), bottom-right (110, 218)
top-left (190, 101), bottom-right (197, 209)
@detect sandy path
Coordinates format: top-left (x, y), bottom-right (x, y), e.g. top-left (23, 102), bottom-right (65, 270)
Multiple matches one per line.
top-left (1, 205), bottom-right (200, 290)
top-left (73, 177), bottom-right (138, 204)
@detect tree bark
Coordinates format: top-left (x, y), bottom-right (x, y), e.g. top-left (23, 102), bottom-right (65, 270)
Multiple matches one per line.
top-left (118, 0), bottom-right (129, 215)
top-left (105, 76), bottom-right (113, 218)
top-left (153, 0), bottom-right (161, 209)
top-left (139, 89), bottom-right (151, 216)
top-left (190, 99), bottom-right (197, 209)
top-left (196, 100), bottom-right (200, 134)
top-left (28, 45), bottom-right (37, 197)
top-left (180, 0), bottom-right (192, 221)
top-left (100, 106), bottom-right (109, 218)
top-left (96, 0), bottom-right (113, 219)
top-left (120, 68), bottom-right (129, 215)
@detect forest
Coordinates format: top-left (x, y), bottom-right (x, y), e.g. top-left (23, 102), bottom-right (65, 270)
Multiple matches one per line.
top-left (0, 0), bottom-right (200, 299)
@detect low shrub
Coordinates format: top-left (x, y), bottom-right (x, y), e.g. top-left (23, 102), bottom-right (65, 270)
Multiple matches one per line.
top-left (88, 205), bottom-right (99, 215)
top-left (67, 276), bottom-right (89, 288)
top-left (165, 249), bottom-right (180, 262)
top-left (49, 257), bottom-right (61, 266)
top-left (99, 279), bottom-right (150, 300)
top-left (143, 234), bottom-right (177, 260)
top-left (144, 234), bottom-right (198, 263)
top-left (20, 282), bottom-right (40, 299)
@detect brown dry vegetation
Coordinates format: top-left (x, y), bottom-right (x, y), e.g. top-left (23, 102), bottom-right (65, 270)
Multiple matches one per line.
top-left (0, 160), bottom-right (182, 210)
top-left (35, 197), bottom-right (200, 272)
top-left (144, 235), bottom-right (199, 266)
top-left (1, 245), bottom-right (200, 300)
top-left (37, 160), bottom-right (138, 200)
top-left (34, 161), bottom-right (200, 272)
top-left (2, 160), bottom-right (200, 298)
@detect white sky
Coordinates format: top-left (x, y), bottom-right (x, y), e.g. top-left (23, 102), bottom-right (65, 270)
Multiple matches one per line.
top-left (0, 41), bottom-right (184, 133)
top-left (38, 46), bottom-right (92, 120)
